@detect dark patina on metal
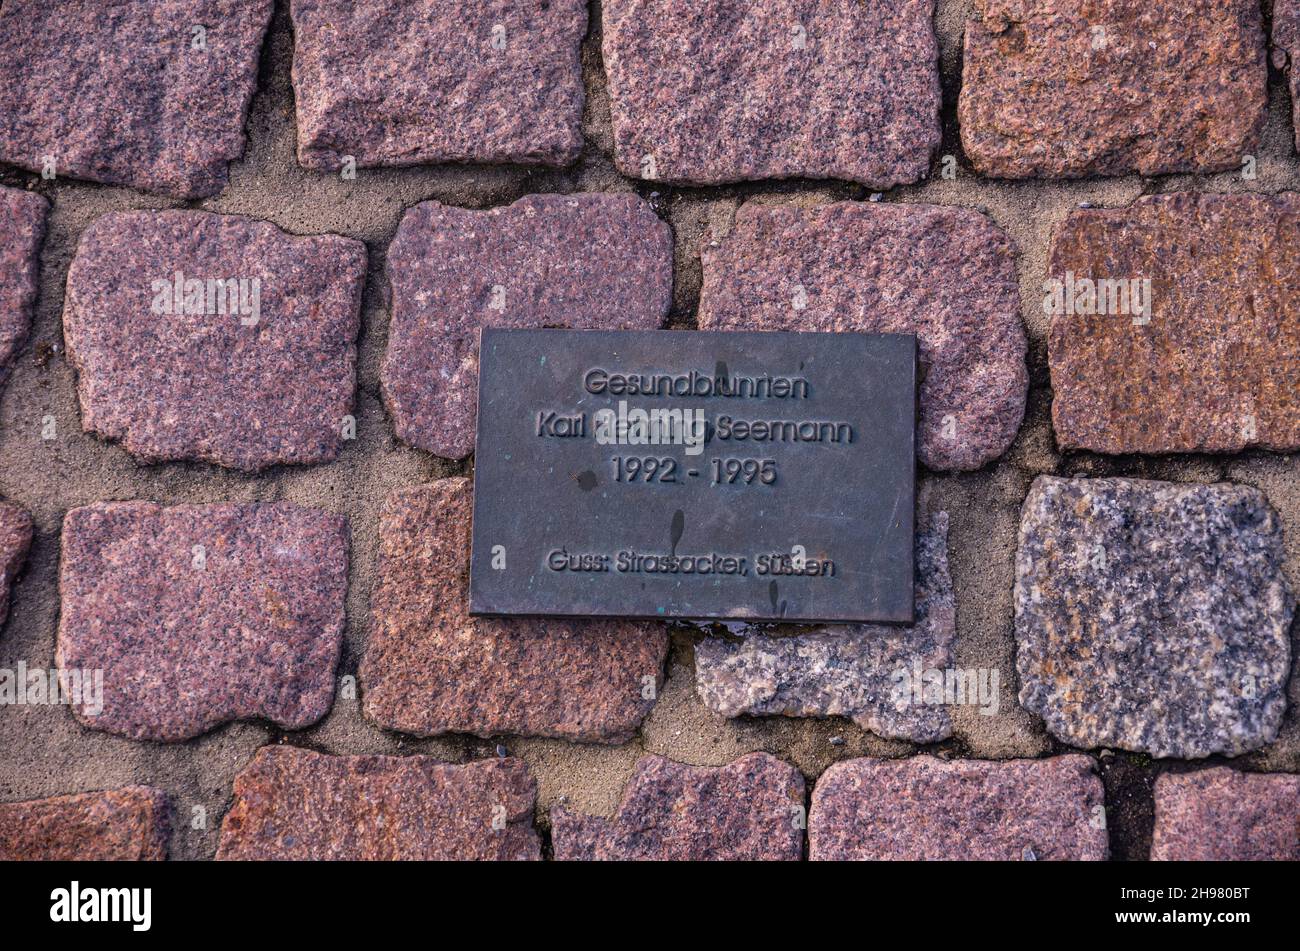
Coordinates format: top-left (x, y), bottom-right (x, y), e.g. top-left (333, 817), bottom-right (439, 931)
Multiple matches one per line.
top-left (469, 329), bottom-right (916, 623)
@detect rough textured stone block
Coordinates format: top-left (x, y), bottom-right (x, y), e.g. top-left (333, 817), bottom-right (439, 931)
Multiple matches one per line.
top-left (959, 0), bottom-right (1267, 179)
top-left (1015, 477), bottom-right (1294, 759)
top-left (0, 501), bottom-right (33, 630)
top-left (602, 0), bottom-right (940, 187)
top-left (1151, 768), bottom-right (1300, 861)
top-left (64, 210), bottom-right (367, 472)
top-left (217, 746), bottom-right (540, 860)
top-left (552, 753), bottom-right (805, 861)
top-left (698, 201), bottom-right (1026, 471)
top-left (290, 0), bottom-right (587, 171)
top-left (1048, 193), bottom-right (1300, 454)
top-left (0, 787), bottom-right (168, 860)
top-left (0, 0), bottom-right (271, 198)
top-left (382, 194), bottom-right (671, 458)
top-left (57, 501), bottom-right (349, 742)
top-left (695, 513), bottom-right (956, 742)
top-left (1275, 0), bottom-right (1300, 152)
top-left (362, 478), bottom-right (668, 742)
top-left (0, 186), bottom-right (47, 392)
top-left (809, 755), bottom-right (1108, 860)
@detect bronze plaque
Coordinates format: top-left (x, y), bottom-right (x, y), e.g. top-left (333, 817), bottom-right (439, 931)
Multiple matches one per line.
top-left (469, 329), bottom-right (916, 623)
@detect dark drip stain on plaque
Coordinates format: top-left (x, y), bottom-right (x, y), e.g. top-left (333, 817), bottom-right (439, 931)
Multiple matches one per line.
top-left (469, 329), bottom-right (916, 623)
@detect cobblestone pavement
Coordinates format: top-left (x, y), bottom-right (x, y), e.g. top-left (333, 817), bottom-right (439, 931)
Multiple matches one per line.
top-left (0, 0), bottom-right (1297, 861)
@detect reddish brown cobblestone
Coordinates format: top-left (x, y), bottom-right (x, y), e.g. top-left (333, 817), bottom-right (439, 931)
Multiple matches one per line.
top-left (382, 194), bottom-right (672, 459)
top-left (217, 746), bottom-right (540, 860)
top-left (809, 755), bottom-right (1108, 860)
top-left (63, 210), bottom-right (367, 472)
top-left (1151, 768), bottom-right (1300, 861)
top-left (698, 201), bottom-right (1026, 471)
top-left (362, 478), bottom-right (667, 742)
top-left (0, 787), bottom-right (168, 861)
top-left (0, 0), bottom-right (271, 198)
top-left (0, 501), bottom-right (32, 630)
top-left (602, 0), bottom-right (940, 187)
top-left (0, 186), bottom-right (46, 393)
top-left (291, 0), bottom-right (587, 171)
top-left (1048, 193), bottom-right (1300, 454)
top-left (1016, 477), bottom-right (1293, 759)
top-left (552, 753), bottom-right (805, 861)
top-left (57, 502), bottom-right (349, 742)
top-left (959, 0), bottom-right (1267, 179)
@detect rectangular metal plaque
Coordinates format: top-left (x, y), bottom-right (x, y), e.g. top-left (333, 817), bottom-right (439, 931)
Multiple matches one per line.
top-left (469, 329), bottom-right (916, 624)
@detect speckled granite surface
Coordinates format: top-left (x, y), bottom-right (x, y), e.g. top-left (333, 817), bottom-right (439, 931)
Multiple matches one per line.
top-left (809, 755), bottom-right (1108, 860)
top-left (552, 752), bottom-right (805, 860)
top-left (382, 193), bottom-right (671, 459)
top-left (57, 501), bottom-right (349, 742)
top-left (1049, 192), bottom-right (1300, 454)
top-left (217, 746), bottom-right (540, 860)
top-left (290, 0), bottom-right (587, 171)
top-left (1015, 477), bottom-right (1294, 759)
top-left (63, 210), bottom-right (367, 471)
top-left (695, 513), bottom-right (956, 742)
top-left (960, 0), bottom-right (1267, 179)
top-left (0, 0), bottom-right (271, 197)
top-left (1151, 767), bottom-right (1300, 861)
top-left (602, 0), bottom-right (941, 187)
top-left (697, 201), bottom-right (1026, 471)
top-left (362, 478), bottom-right (668, 743)
top-left (0, 787), bottom-right (168, 861)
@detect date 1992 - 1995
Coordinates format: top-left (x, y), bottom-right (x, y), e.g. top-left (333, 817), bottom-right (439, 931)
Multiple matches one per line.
top-left (611, 456), bottom-right (776, 485)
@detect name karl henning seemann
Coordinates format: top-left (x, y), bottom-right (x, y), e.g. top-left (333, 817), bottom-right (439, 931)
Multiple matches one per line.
top-left (539, 367), bottom-right (855, 453)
